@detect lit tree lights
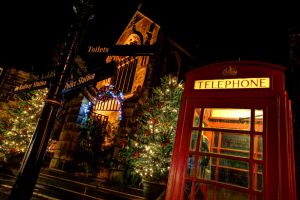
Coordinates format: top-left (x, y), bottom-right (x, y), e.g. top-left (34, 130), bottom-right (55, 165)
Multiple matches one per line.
top-left (121, 75), bottom-right (183, 183)
top-left (0, 88), bottom-right (48, 160)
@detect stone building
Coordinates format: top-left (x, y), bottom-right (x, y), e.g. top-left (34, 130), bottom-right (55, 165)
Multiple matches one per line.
top-left (48, 9), bottom-right (200, 178)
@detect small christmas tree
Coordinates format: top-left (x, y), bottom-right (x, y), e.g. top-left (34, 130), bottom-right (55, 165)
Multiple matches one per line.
top-left (73, 117), bottom-right (107, 176)
top-left (0, 88), bottom-right (48, 163)
top-left (121, 75), bottom-right (183, 184)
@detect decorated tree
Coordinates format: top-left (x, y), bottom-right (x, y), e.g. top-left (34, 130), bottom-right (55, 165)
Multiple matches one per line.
top-left (73, 117), bottom-right (107, 176)
top-left (120, 75), bottom-right (184, 184)
top-left (72, 84), bottom-right (124, 175)
top-left (0, 88), bottom-right (48, 164)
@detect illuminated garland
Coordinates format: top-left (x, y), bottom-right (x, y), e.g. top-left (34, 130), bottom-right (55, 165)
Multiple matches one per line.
top-left (97, 84), bottom-right (124, 120)
top-left (81, 100), bottom-right (92, 125)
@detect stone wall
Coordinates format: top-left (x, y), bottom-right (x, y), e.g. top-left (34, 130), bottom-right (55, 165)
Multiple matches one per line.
top-left (49, 92), bottom-right (85, 170)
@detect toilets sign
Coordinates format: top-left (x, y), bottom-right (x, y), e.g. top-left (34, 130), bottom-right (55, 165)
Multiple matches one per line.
top-left (194, 77), bottom-right (270, 90)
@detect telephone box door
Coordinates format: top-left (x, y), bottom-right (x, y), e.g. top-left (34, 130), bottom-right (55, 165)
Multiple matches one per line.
top-left (178, 98), bottom-right (277, 200)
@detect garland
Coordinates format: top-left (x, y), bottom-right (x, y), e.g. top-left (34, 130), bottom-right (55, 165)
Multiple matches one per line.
top-left (96, 84), bottom-right (124, 120)
top-left (97, 84), bottom-right (124, 102)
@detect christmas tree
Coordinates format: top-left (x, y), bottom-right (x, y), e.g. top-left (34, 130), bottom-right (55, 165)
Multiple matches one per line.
top-left (72, 117), bottom-right (109, 176)
top-left (0, 88), bottom-right (48, 163)
top-left (121, 75), bottom-right (184, 183)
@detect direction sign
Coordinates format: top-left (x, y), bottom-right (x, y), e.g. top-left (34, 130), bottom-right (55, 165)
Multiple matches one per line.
top-left (86, 45), bottom-right (157, 55)
top-left (13, 43), bottom-right (156, 94)
top-left (13, 62), bottom-right (116, 94)
top-left (14, 79), bottom-right (50, 93)
top-left (0, 67), bottom-right (7, 86)
top-left (62, 64), bottom-right (115, 94)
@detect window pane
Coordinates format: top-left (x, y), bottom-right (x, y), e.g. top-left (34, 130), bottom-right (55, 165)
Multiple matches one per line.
top-left (190, 130), bottom-right (198, 151)
top-left (253, 195), bottom-right (264, 200)
top-left (199, 132), bottom-right (210, 153)
top-left (203, 108), bottom-right (251, 131)
top-left (255, 109), bottom-right (263, 132)
top-left (193, 108), bottom-right (201, 127)
top-left (253, 135), bottom-right (263, 160)
top-left (196, 155), bottom-right (211, 180)
top-left (213, 187), bottom-right (248, 200)
top-left (184, 180), bottom-right (192, 200)
top-left (211, 157), bottom-right (249, 188)
top-left (187, 155), bottom-right (195, 177)
top-left (207, 131), bottom-right (250, 158)
top-left (195, 183), bottom-right (250, 200)
top-left (253, 163), bottom-right (263, 191)
top-left (194, 182), bottom-right (212, 200)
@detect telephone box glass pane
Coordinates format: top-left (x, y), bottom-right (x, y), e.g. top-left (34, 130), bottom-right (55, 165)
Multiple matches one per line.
top-left (211, 157), bottom-right (249, 188)
top-left (199, 131), bottom-right (210, 153)
top-left (253, 163), bottom-right (263, 191)
top-left (194, 183), bottom-right (249, 200)
top-left (193, 108), bottom-right (201, 127)
top-left (184, 180), bottom-right (192, 199)
top-left (196, 156), bottom-right (211, 179)
top-left (203, 108), bottom-right (251, 131)
top-left (187, 155), bottom-right (195, 177)
top-left (255, 109), bottom-right (263, 132)
top-left (253, 135), bottom-right (263, 160)
top-left (194, 182), bottom-right (212, 200)
top-left (190, 130), bottom-right (198, 151)
top-left (213, 187), bottom-right (248, 200)
top-left (204, 131), bottom-right (250, 158)
top-left (254, 195), bottom-right (264, 200)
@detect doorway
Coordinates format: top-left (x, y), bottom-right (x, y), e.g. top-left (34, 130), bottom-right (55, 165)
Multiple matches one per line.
top-left (182, 98), bottom-right (277, 200)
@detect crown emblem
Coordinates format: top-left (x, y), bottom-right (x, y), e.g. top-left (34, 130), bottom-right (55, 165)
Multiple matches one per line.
top-left (222, 66), bottom-right (237, 76)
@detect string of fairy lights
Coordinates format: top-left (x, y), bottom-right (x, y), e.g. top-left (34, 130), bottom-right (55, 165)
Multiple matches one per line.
top-left (132, 76), bottom-right (184, 181)
top-left (0, 88), bottom-right (48, 155)
top-left (1, 84), bottom-right (123, 157)
top-left (95, 84), bottom-right (124, 120)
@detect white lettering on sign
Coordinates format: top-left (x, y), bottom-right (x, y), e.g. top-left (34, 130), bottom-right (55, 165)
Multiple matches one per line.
top-left (88, 46), bottom-right (109, 53)
top-left (64, 73), bottom-right (95, 90)
top-left (78, 73), bottom-right (95, 84)
top-left (33, 81), bottom-right (47, 87)
top-left (14, 80), bottom-right (47, 92)
top-left (194, 77), bottom-right (270, 90)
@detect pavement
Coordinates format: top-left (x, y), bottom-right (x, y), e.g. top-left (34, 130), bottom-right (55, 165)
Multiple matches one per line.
top-left (0, 166), bottom-right (145, 200)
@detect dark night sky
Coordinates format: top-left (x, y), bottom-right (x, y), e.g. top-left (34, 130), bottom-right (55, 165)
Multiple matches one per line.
top-left (0, 1), bottom-right (293, 74)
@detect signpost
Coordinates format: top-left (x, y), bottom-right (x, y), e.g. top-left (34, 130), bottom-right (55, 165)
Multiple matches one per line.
top-left (87, 44), bottom-right (157, 56)
top-left (13, 63), bottom-right (116, 94)
top-left (62, 63), bottom-right (116, 94)
top-left (0, 67), bottom-right (7, 88)
top-left (13, 44), bottom-right (156, 93)
top-left (8, 1), bottom-right (157, 200)
top-left (14, 79), bottom-right (50, 93)
top-left (8, 1), bottom-right (94, 199)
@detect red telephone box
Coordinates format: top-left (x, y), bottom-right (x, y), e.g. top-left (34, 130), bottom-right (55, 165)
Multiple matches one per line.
top-left (166, 61), bottom-right (297, 200)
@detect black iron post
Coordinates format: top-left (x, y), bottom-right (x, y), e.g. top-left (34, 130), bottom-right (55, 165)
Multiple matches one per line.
top-left (8, 1), bottom-right (94, 200)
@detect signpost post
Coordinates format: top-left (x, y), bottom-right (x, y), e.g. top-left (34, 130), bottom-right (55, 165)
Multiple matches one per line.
top-left (8, 1), bottom-right (94, 200)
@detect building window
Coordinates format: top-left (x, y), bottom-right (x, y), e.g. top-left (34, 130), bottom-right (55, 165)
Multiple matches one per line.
top-left (112, 56), bottom-right (137, 94)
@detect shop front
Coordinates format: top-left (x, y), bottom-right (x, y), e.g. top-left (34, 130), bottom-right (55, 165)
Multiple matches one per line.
top-left (166, 61), bottom-right (297, 200)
